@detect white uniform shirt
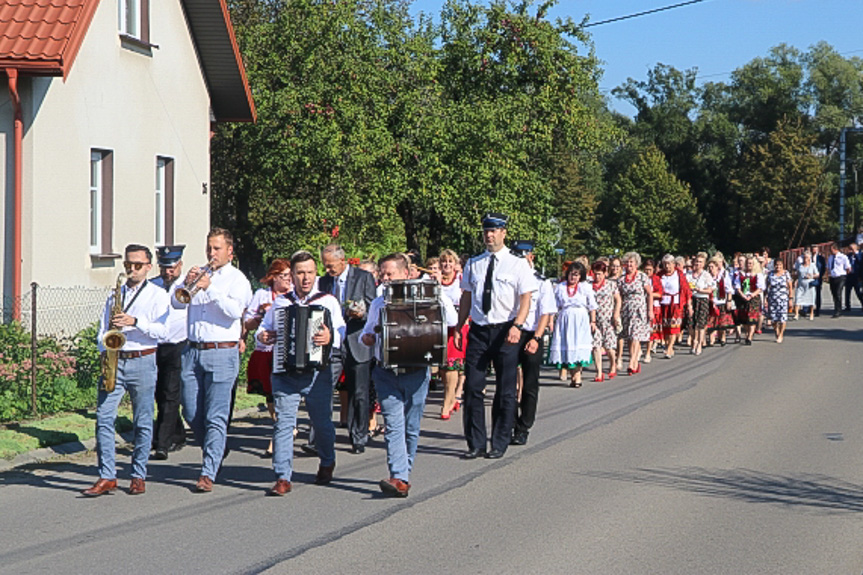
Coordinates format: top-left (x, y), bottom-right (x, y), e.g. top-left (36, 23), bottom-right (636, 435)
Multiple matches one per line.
top-left (151, 275), bottom-right (188, 344)
top-left (245, 287), bottom-right (278, 352)
top-left (461, 248), bottom-right (538, 325)
top-left (174, 264), bottom-right (252, 343)
top-left (98, 280), bottom-right (170, 352)
top-left (361, 293), bottom-right (458, 363)
top-left (523, 274), bottom-right (557, 332)
top-left (828, 253), bottom-right (851, 278)
top-left (258, 288), bottom-right (347, 351)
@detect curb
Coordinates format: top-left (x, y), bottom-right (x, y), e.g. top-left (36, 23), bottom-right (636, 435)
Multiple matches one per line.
top-left (0, 406), bottom-right (263, 474)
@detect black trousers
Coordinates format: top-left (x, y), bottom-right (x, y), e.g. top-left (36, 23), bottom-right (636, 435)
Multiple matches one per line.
top-left (153, 341), bottom-right (186, 450)
top-left (844, 275), bottom-right (863, 310)
top-left (515, 330), bottom-right (542, 434)
top-left (830, 276), bottom-right (846, 315)
top-left (814, 282), bottom-right (822, 315)
top-left (463, 322), bottom-right (520, 453)
top-left (344, 353), bottom-right (372, 447)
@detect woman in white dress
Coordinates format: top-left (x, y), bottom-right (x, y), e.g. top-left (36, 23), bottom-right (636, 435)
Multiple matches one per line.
top-left (794, 250), bottom-right (818, 321)
top-left (549, 262), bottom-right (597, 388)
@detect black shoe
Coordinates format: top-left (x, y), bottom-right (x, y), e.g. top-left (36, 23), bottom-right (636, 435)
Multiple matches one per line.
top-left (168, 441), bottom-right (185, 453)
top-left (485, 449), bottom-right (505, 459)
top-left (300, 443), bottom-right (319, 456)
top-left (462, 448), bottom-right (486, 460)
top-left (510, 430), bottom-right (528, 446)
top-left (744, 339), bottom-right (752, 346)
top-left (350, 445), bottom-right (365, 455)
top-left (151, 449), bottom-right (168, 461)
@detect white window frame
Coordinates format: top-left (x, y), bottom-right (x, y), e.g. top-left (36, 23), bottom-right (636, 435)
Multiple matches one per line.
top-left (118, 0), bottom-right (140, 39)
top-left (155, 158), bottom-right (166, 246)
top-left (89, 151), bottom-right (103, 254)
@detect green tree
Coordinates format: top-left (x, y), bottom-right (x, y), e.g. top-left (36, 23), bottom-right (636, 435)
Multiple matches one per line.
top-left (609, 145), bottom-right (708, 257)
top-left (731, 118), bottom-right (830, 252)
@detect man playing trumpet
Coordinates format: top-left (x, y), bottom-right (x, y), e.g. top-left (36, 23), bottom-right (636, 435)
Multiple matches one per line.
top-left (174, 228), bottom-right (252, 493)
top-left (83, 245), bottom-right (169, 497)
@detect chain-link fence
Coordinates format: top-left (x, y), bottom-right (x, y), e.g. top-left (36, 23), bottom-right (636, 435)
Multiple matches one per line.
top-left (1, 283), bottom-right (109, 420)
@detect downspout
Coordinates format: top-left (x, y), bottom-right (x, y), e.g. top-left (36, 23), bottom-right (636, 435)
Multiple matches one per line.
top-left (7, 69), bottom-right (22, 321)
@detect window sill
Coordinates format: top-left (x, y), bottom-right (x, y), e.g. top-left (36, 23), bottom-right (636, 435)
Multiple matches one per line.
top-left (90, 253), bottom-right (122, 261)
top-left (119, 34), bottom-right (158, 55)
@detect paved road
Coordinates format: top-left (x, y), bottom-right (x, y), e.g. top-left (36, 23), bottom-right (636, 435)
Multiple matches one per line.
top-left (3, 313), bottom-right (863, 574)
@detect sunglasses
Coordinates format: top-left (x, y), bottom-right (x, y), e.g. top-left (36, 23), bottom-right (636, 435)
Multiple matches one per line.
top-left (123, 261), bottom-right (147, 271)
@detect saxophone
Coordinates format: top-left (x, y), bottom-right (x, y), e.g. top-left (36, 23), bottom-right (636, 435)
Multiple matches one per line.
top-left (101, 273), bottom-right (127, 393)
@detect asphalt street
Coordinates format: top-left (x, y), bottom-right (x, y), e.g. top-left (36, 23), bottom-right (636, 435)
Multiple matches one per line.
top-left (3, 311), bottom-right (863, 574)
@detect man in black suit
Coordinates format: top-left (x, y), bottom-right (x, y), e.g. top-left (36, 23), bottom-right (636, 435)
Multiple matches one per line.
top-left (319, 244), bottom-right (377, 453)
top-left (844, 243), bottom-right (863, 312)
top-left (811, 244), bottom-right (826, 317)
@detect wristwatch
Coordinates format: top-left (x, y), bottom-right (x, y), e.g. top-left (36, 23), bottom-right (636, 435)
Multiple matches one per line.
top-left (513, 322), bottom-right (524, 330)
top-left (532, 335), bottom-right (542, 343)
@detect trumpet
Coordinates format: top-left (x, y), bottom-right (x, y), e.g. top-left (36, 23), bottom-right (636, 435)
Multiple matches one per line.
top-left (175, 260), bottom-right (215, 304)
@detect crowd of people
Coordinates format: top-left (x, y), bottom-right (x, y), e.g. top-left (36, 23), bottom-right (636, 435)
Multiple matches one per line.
top-left (81, 217), bottom-right (859, 500)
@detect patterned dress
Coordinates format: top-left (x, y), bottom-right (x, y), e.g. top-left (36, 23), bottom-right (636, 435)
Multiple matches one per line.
top-left (766, 270), bottom-right (791, 323)
top-left (592, 280), bottom-right (619, 351)
top-left (618, 272), bottom-right (652, 342)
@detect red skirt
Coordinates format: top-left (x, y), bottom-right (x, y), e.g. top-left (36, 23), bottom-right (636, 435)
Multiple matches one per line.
top-left (650, 305), bottom-right (663, 341)
top-left (246, 350), bottom-right (273, 398)
top-left (445, 322), bottom-right (470, 370)
top-left (660, 302), bottom-right (685, 336)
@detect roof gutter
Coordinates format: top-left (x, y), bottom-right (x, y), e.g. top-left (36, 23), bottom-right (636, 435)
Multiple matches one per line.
top-left (6, 69), bottom-right (22, 321)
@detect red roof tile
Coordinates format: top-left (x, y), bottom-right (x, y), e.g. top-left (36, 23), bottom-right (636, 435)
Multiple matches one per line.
top-left (0, 0), bottom-right (99, 78)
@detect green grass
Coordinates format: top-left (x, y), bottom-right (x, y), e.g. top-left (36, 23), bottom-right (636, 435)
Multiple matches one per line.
top-left (0, 387), bottom-right (266, 461)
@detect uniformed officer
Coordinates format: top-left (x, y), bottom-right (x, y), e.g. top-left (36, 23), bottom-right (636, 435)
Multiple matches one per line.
top-left (508, 240), bottom-right (556, 447)
top-left (83, 244), bottom-right (170, 496)
top-left (454, 214), bottom-right (538, 459)
top-left (151, 245), bottom-right (188, 460)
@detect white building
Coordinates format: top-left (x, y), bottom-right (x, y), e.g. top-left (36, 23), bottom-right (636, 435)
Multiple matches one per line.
top-left (0, 0), bottom-right (255, 325)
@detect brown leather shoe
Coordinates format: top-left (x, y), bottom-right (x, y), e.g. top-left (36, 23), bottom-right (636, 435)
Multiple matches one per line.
top-left (267, 479), bottom-right (292, 496)
top-left (195, 475), bottom-right (213, 493)
top-left (82, 478), bottom-right (117, 497)
top-left (314, 463), bottom-right (335, 485)
top-left (379, 477), bottom-right (410, 498)
top-left (128, 478), bottom-right (146, 495)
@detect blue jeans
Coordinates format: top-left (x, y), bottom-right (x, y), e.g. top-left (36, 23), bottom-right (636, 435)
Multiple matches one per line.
top-left (373, 366), bottom-right (430, 482)
top-left (95, 353), bottom-right (157, 479)
top-left (181, 346), bottom-right (239, 480)
top-left (272, 369), bottom-right (335, 481)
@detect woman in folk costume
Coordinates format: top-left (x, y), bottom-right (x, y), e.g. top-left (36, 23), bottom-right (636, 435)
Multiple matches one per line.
top-left (590, 261), bottom-right (621, 382)
top-left (438, 249), bottom-right (466, 419)
top-left (549, 261), bottom-right (597, 388)
top-left (657, 254), bottom-right (692, 358)
top-left (641, 259), bottom-right (663, 364)
top-left (733, 255), bottom-right (766, 345)
top-left (706, 256), bottom-right (734, 346)
top-left (687, 252), bottom-right (716, 356)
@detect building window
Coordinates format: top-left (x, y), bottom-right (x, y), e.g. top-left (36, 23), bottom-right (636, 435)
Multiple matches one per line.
top-left (90, 149), bottom-right (114, 256)
top-left (118, 0), bottom-right (149, 44)
top-left (156, 157), bottom-right (174, 245)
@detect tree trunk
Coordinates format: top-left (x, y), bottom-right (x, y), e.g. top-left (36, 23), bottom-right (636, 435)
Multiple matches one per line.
top-left (398, 199), bottom-right (420, 252)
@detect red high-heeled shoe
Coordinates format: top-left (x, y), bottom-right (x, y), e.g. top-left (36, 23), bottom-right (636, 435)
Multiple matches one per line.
top-left (607, 372), bottom-right (617, 380)
top-left (453, 399), bottom-right (461, 412)
top-left (593, 374), bottom-right (604, 382)
top-left (441, 411), bottom-right (451, 420)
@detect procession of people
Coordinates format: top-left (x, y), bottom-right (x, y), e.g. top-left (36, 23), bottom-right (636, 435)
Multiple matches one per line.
top-left (82, 218), bottom-right (856, 500)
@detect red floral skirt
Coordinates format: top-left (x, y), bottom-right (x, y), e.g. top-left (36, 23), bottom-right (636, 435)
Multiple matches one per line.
top-left (445, 322), bottom-right (470, 371)
top-left (660, 302), bottom-right (685, 337)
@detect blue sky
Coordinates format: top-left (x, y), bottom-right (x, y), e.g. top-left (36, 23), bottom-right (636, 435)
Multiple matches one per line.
top-left (409, 0), bottom-right (862, 114)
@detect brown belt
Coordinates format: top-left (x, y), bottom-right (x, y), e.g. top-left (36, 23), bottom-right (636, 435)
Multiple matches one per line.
top-left (190, 341), bottom-right (238, 350)
top-left (119, 348), bottom-right (157, 359)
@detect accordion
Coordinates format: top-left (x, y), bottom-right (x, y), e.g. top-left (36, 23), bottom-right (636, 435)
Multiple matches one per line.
top-left (273, 304), bottom-right (333, 374)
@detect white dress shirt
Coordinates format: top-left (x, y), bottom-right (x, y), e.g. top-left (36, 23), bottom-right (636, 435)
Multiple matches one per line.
top-left (151, 275), bottom-right (188, 344)
top-left (460, 248), bottom-right (538, 325)
top-left (361, 293), bottom-right (458, 363)
top-left (97, 280), bottom-right (170, 352)
top-left (523, 274), bottom-right (557, 332)
top-left (174, 263), bottom-right (252, 343)
top-left (258, 288), bottom-right (347, 351)
top-left (828, 253), bottom-right (851, 278)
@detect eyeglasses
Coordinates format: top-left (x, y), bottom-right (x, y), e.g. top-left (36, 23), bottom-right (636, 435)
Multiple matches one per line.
top-left (123, 261), bottom-right (147, 271)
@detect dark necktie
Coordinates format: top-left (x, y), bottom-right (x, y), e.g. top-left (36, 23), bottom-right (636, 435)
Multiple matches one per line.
top-left (333, 278), bottom-right (341, 302)
top-left (482, 255), bottom-right (496, 314)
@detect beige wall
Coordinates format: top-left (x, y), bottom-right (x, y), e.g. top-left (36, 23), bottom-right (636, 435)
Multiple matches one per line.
top-left (18, 0), bottom-right (212, 295)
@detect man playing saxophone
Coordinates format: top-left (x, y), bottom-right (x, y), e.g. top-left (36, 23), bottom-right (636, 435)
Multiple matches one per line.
top-left (83, 244), bottom-right (170, 497)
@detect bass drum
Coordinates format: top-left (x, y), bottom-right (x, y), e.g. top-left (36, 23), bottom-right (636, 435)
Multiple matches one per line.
top-left (380, 303), bottom-right (447, 369)
top-left (385, 279), bottom-right (439, 304)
